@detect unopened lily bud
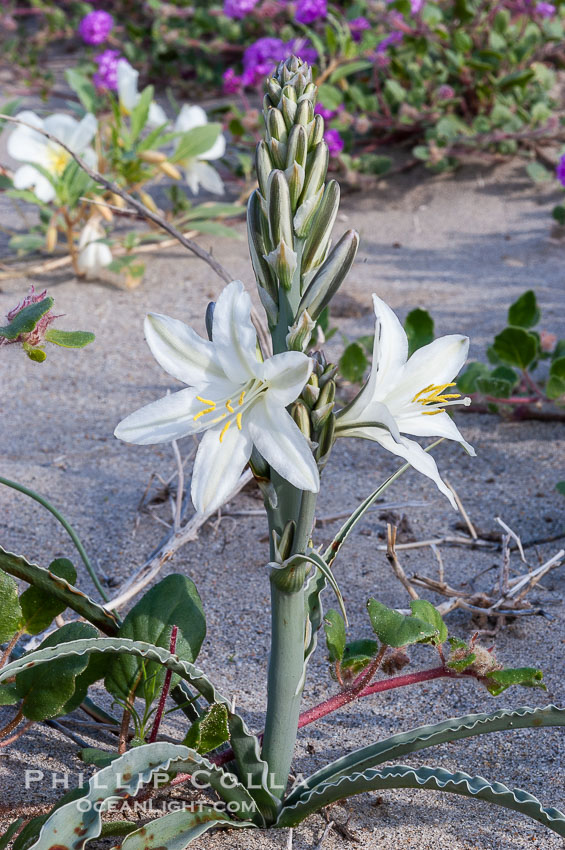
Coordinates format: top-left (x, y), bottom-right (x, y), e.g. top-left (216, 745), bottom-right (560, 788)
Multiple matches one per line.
top-left (266, 78), bottom-right (282, 105)
top-left (316, 378), bottom-right (335, 410)
top-left (286, 309), bottom-right (315, 352)
top-left (269, 137), bottom-right (287, 169)
top-left (277, 520), bottom-right (295, 561)
top-left (293, 186), bottom-right (323, 239)
top-left (247, 190), bottom-right (278, 303)
top-left (45, 223), bottom-right (57, 253)
top-left (303, 82), bottom-right (317, 101)
top-left (319, 363), bottom-right (338, 388)
top-left (315, 415), bottom-right (336, 466)
top-left (309, 114), bottom-right (325, 149)
top-left (267, 107), bottom-right (287, 144)
top-left (267, 170), bottom-right (293, 249)
top-left (112, 193), bottom-right (126, 209)
top-left (295, 99), bottom-right (313, 127)
top-left (159, 161), bottom-right (182, 180)
top-left (301, 181), bottom-right (340, 274)
top-left (249, 445), bottom-right (270, 480)
top-left (264, 240), bottom-right (297, 290)
top-left (298, 230), bottom-right (359, 319)
top-left (311, 401), bottom-right (334, 430)
top-left (139, 190), bottom-right (159, 213)
top-left (256, 141), bottom-right (273, 197)
top-left (285, 161), bottom-right (305, 209)
top-left (299, 141), bottom-right (328, 204)
top-left (98, 202), bottom-right (113, 223)
top-left (281, 95), bottom-right (297, 128)
top-left (285, 124), bottom-right (308, 171)
top-left (292, 400), bottom-right (311, 440)
top-left (205, 302), bottom-right (215, 341)
top-left (312, 349), bottom-right (327, 374)
top-left (302, 382), bottom-right (320, 408)
top-left (140, 149), bottom-right (167, 164)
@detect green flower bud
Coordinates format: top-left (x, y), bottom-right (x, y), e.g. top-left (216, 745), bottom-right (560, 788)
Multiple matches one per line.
top-left (256, 141), bottom-right (273, 198)
top-left (297, 230), bottom-right (359, 319)
top-left (299, 141), bottom-right (329, 204)
top-left (285, 124), bottom-right (308, 171)
top-left (247, 190), bottom-right (278, 303)
top-left (264, 239), bottom-right (298, 290)
top-left (267, 107), bottom-right (287, 144)
top-left (292, 400), bottom-right (312, 440)
top-left (301, 181), bottom-right (341, 274)
top-left (267, 171), bottom-right (293, 249)
top-left (286, 309), bottom-right (315, 352)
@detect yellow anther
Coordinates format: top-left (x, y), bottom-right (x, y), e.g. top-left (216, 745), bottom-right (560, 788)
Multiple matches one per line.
top-left (196, 395), bottom-right (215, 406)
top-left (219, 420), bottom-right (232, 442)
top-left (238, 390), bottom-right (246, 406)
top-left (193, 406), bottom-right (215, 421)
top-left (236, 413), bottom-right (242, 430)
top-left (413, 382), bottom-right (460, 406)
top-left (421, 410), bottom-right (443, 415)
top-left (211, 413), bottom-right (227, 424)
top-left (226, 399), bottom-right (234, 413)
top-left (412, 384), bottom-right (435, 403)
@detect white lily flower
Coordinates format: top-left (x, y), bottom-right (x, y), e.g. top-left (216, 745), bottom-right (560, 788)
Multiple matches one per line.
top-left (7, 110), bottom-right (98, 203)
top-left (77, 216), bottom-right (113, 279)
top-left (174, 104), bottom-right (226, 196)
top-left (115, 280), bottom-right (319, 514)
top-left (117, 60), bottom-right (168, 128)
top-left (337, 294), bottom-right (475, 508)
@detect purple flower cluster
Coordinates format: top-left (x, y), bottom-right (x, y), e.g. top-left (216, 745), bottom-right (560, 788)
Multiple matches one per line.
top-left (93, 49), bottom-right (122, 91)
top-left (376, 31), bottom-right (403, 53)
top-left (556, 154), bottom-right (565, 187)
top-left (536, 1), bottom-right (556, 15)
top-left (223, 0), bottom-right (260, 18)
top-left (224, 36), bottom-right (318, 91)
top-left (78, 10), bottom-right (113, 46)
top-left (324, 128), bottom-right (344, 157)
top-left (294, 0), bottom-right (327, 25)
top-left (349, 16), bottom-right (371, 42)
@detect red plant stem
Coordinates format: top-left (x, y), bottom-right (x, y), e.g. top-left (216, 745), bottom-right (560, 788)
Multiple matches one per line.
top-left (149, 625), bottom-right (178, 744)
top-left (521, 370), bottom-right (546, 400)
top-left (0, 720), bottom-right (34, 748)
top-left (169, 665), bottom-right (459, 785)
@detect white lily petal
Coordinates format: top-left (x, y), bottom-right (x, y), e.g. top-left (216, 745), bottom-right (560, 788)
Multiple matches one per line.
top-left (190, 161), bottom-right (225, 195)
top-left (81, 147), bottom-right (99, 170)
top-left (114, 388), bottom-right (203, 444)
top-left (184, 162), bottom-right (200, 195)
top-left (212, 280), bottom-right (258, 383)
top-left (144, 312), bottom-right (224, 385)
top-left (199, 133), bottom-right (226, 162)
top-left (67, 113), bottom-right (97, 152)
top-left (369, 431), bottom-right (457, 509)
top-left (397, 407), bottom-right (475, 456)
top-left (387, 335), bottom-right (470, 412)
top-left (117, 61), bottom-right (139, 112)
top-left (256, 351), bottom-right (313, 407)
top-left (248, 399), bottom-right (319, 493)
top-left (175, 104), bottom-right (207, 133)
top-left (44, 113), bottom-right (79, 145)
top-left (8, 112), bottom-right (47, 163)
top-left (13, 165), bottom-right (56, 202)
top-left (338, 399), bottom-right (402, 443)
top-left (148, 102), bottom-right (168, 129)
top-left (191, 422), bottom-right (253, 515)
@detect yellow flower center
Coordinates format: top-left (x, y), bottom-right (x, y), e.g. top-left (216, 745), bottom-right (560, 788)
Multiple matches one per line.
top-left (47, 145), bottom-right (70, 177)
top-left (412, 382), bottom-right (463, 415)
top-left (193, 384), bottom-right (265, 442)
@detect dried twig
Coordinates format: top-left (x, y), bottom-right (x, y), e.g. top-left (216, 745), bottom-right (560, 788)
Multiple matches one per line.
top-left (385, 524), bottom-right (419, 600)
top-left (445, 477), bottom-right (477, 539)
top-left (314, 820), bottom-right (335, 849)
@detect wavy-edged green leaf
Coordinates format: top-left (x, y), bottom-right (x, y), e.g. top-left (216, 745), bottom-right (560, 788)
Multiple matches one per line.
top-left (15, 622), bottom-right (98, 720)
top-left (285, 704), bottom-right (565, 806)
top-left (120, 806), bottom-right (254, 850)
top-left (485, 667), bottom-right (545, 696)
top-left (341, 639), bottom-right (379, 677)
top-left (0, 297), bottom-right (53, 341)
top-left (105, 574), bottom-right (206, 706)
top-left (19, 558), bottom-right (76, 635)
top-left (409, 599), bottom-right (447, 645)
top-left (0, 637), bottom-right (279, 822)
top-left (26, 742), bottom-right (257, 850)
top-left (0, 568), bottom-right (22, 642)
top-left (367, 598), bottom-right (437, 647)
top-left (183, 702), bottom-right (230, 753)
top-left (0, 547), bottom-right (120, 635)
top-left (278, 763), bottom-right (565, 834)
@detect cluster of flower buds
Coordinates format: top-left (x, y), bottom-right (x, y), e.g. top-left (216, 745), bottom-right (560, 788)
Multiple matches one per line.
top-left (247, 55), bottom-right (358, 348)
top-left (292, 350), bottom-right (336, 472)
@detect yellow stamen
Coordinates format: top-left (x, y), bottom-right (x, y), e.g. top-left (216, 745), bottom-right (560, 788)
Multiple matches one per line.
top-left (238, 390), bottom-right (246, 406)
top-left (412, 383), bottom-right (435, 402)
top-left (193, 406), bottom-right (215, 421)
top-left (236, 413), bottom-right (242, 430)
top-left (219, 420), bottom-right (232, 442)
top-left (196, 395), bottom-right (215, 406)
top-left (211, 413), bottom-right (227, 424)
top-left (422, 410), bottom-right (443, 415)
top-left (226, 399), bottom-right (234, 413)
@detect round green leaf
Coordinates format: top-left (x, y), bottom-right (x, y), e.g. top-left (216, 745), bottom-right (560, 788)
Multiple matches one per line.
top-left (492, 326), bottom-right (538, 368)
top-left (507, 290), bottom-right (540, 328)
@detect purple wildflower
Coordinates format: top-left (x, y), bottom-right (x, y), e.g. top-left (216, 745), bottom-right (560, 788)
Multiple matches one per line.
top-left (315, 103), bottom-right (337, 121)
top-left (535, 1), bottom-right (555, 15)
top-left (324, 128), bottom-right (344, 157)
top-left (349, 16), bottom-right (371, 42)
top-left (437, 84), bottom-right (455, 100)
top-left (93, 49), bottom-right (121, 91)
top-left (223, 68), bottom-right (243, 94)
top-left (287, 37), bottom-right (318, 65)
top-left (223, 0), bottom-right (260, 18)
top-left (410, 0), bottom-right (424, 13)
top-left (295, 0), bottom-right (327, 25)
top-left (376, 31), bottom-right (403, 53)
top-left (556, 154), bottom-right (565, 187)
top-left (78, 10), bottom-right (113, 46)
top-left (242, 37), bottom-right (287, 86)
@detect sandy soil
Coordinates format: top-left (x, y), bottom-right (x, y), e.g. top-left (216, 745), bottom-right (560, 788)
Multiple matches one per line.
top-left (1, 158), bottom-right (564, 849)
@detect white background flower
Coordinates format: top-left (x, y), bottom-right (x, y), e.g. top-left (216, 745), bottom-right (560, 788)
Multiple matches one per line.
top-left (7, 110), bottom-right (98, 203)
top-left (174, 105), bottom-right (226, 195)
top-left (77, 216), bottom-right (113, 279)
top-left (115, 281), bottom-right (319, 514)
top-left (117, 61), bottom-right (168, 128)
top-left (337, 294), bottom-right (475, 507)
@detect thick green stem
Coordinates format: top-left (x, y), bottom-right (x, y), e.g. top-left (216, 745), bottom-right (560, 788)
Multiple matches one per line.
top-left (262, 485), bottom-right (318, 800)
